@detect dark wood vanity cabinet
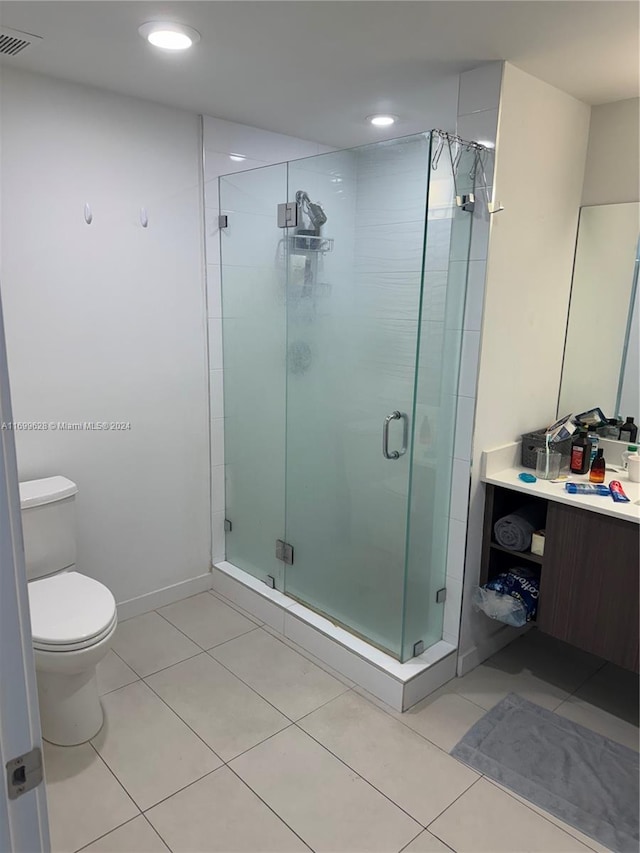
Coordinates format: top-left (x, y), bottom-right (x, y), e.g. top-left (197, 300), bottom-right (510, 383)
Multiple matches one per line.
top-left (538, 502), bottom-right (639, 672)
top-left (481, 485), bottom-right (640, 672)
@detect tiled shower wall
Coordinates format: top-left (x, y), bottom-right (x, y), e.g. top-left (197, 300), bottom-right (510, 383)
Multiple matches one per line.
top-left (202, 116), bottom-right (330, 561)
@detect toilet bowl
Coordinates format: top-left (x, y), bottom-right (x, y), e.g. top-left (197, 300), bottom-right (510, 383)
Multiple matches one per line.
top-left (20, 477), bottom-right (118, 746)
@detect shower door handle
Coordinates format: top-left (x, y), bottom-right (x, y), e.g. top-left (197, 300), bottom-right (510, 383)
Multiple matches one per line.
top-left (383, 411), bottom-right (408, 460)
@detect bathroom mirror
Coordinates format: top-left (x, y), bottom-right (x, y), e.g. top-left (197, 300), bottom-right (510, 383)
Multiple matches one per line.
top-left (558, 202), bottom-right (640, 426)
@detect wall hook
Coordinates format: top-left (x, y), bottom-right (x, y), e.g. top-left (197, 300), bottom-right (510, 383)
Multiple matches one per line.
top-left (84, 203), bottom-right (93, 225)
top-left (139, 207), bottom-right (149, 228)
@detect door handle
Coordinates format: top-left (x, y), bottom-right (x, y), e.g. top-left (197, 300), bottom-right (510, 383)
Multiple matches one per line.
top-left (383, 411), bottom-right (408, 460)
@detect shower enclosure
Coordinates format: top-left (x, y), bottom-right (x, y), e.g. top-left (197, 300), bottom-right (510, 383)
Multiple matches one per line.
top-left (219, 132), bottom-right (478, 663)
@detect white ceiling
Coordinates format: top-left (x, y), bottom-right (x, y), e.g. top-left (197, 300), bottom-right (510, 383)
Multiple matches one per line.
top-left (0, 1), bottom-right (638, 147)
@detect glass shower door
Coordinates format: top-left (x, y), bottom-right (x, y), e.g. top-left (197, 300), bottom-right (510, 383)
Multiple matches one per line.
top-left (283, 136), bottom-right (432, 659)
top-left (219, 164), bottom-right (288, 586)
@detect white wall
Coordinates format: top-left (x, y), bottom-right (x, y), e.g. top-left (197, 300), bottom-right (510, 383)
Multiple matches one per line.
top-left (457, 63), bottom-right (591, 673)
top-left (0, 68), bottom-right (211, 609)
top-left (582, 98), bottom-right (640, 206)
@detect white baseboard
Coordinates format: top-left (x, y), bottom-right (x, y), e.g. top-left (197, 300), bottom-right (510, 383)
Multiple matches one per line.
top-left (117, 572), bottom-right (212, 621)
top-left (456, 622), bottom-right (530, 676)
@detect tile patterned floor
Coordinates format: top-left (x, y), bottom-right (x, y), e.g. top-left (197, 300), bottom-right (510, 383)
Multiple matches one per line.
top-left (44, 590), bottom-right (639, 853)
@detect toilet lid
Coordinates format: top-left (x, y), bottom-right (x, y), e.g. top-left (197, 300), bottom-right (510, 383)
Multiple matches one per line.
top-left (29, 572), bottom-right (117, 646)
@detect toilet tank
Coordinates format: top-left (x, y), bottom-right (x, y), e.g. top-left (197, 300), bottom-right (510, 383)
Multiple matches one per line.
top-left (19, 477), bottom-right (78, 581)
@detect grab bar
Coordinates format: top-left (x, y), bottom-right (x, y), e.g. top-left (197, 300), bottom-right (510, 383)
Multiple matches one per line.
top-left (383, 411), bottom-right (408, 460)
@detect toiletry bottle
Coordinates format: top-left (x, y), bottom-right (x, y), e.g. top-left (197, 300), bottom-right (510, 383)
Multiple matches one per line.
top-left (587, 429), bottom-right (599, 464)
top-left (570, 428), bottom-right (590, 475)
top-left (622, 445), bottom-right (639, 471)
top-left (589, 448), bottom-right (605, 484)
top-left (618, 417), bottom-right (638, 443)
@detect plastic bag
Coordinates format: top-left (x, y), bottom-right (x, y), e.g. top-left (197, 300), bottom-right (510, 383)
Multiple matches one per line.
top-left (473, 567), bottom-right (539, 628)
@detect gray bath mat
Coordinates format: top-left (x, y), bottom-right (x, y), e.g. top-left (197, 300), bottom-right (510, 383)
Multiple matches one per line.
top-left (451, 693), bottom-right (639, 853)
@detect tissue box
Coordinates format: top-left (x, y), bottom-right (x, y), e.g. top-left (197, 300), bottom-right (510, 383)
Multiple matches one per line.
top-left (531, 531), bottom-right (545, 557)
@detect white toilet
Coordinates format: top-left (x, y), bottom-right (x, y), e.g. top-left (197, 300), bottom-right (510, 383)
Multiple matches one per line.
top-left (19, 476), bottom-right (117, 746)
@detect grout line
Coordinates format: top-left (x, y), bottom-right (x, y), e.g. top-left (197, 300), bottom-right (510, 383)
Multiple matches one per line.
top-left (73, 813), bottom-right (141, 853)
top-left (123, 648), bottom-right (205, 680)
top-left (140, 813), bottom-right (171, 851)
top-left (291, 721), bottom-right (429, 830)
top-left (141, 766), bottom-right (223, 814)
top-left (139, 675), bottom-right (225, 762)
top-left (208, 588), bottom-right (265, 626)
top-left (225, 765), bottom-right (314, 852)
top-left (559, 659), bottom-right (608, 708)
top-left (224, 722), bottom-right (295, 764)
top-left (203, 625), bottom-right (262, 653)
top-left (425, 774), bottom-right (484, 831)
top-left (350, 683), bottom-right (486, 763)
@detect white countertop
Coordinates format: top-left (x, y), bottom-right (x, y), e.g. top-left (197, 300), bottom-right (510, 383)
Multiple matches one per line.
top-left (482, 442), bottom-right (640, 524)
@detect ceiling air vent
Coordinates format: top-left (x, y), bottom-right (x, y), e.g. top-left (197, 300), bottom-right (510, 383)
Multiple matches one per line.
top-left (0, 26), bottom-right (43, 57)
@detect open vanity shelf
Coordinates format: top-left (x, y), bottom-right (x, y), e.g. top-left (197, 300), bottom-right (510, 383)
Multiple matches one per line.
top-left (481, 483), bottom-right (639, 672)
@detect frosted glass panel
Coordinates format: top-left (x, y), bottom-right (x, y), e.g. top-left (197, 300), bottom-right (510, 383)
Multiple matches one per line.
top-left (401, 148), bottom-right (475, 660)
top-left (220, 164), bottom-right (287, 585)
top-left (283, 137), bottom-right (431, 658)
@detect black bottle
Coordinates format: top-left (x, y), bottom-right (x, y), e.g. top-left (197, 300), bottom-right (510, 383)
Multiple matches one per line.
top-left (619, 417), bottom-right (638, 444)
top-left (570, 427), bottom-right (590, 475)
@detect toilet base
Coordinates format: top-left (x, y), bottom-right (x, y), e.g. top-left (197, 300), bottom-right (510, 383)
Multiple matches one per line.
top-left (37, 668), bottom-right (104, 746)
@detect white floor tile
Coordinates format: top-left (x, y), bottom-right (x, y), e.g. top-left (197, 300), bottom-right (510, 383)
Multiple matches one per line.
top-left (146, 653), bottom-right (290, 761)
top-left (110, 612), bottom-right (200, 677)
top-left (158, 592), bottom-right (258, 650)
top-left (394, 682), bottom-right (487, 752)
top-left (209, 628), bottom-right (348, 720)
top-left (44, 741), bottom-right (138, 853)
top-left (96, 650), bottom-right (138, 696)
top-left (230, 726), bottom-right (421, 853)
top-left (81, 816), bottom-right (169, 852)
top-left (92, 681), bottom-right (221, 810)
top-left (299, 691), bottom-right (478, 826)
top-left (146, 766), bottom-right (309, 852)
top-left (429, 778), bottom-right (593, 852)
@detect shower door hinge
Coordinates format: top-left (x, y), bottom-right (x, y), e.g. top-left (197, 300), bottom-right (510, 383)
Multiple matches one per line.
top-left (275, 539), bottom-right (294, 565)
top-left (456, 193), bottom-right (475, 212)
top-left (224, 519), bottom-right (232, 533)
top-left (218, 215), bottom-right (228, 229)
top-left (6, 747), bottom-right (43, 800)
top-left (277, 202), bottom-right (298, 228)
top-left (435, 587), bottom-right (447, 603)
top-left (265, 575), bottom-right (276, 589)
top-left (413, 640), bottom-right (425, 657)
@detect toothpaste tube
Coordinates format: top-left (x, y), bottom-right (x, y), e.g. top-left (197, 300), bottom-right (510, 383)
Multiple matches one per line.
top-left (565, 483), bottom-right (610, 496)
top-left (609, 480), bottom-right (630, 503)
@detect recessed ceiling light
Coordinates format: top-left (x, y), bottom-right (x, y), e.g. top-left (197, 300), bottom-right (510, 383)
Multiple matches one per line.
top-left (367, 114), bottom-right (398, 128)
top-left (229, 154), bottom-right (246, 162)
top-left (138, 22), bottom-right (201, 51)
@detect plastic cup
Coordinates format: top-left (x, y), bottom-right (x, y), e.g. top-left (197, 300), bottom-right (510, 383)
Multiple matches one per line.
top-left (536, 448), bottom-right (561, 480)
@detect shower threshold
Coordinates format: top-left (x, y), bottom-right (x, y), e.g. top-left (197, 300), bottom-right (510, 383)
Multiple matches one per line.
top-left (212, 561), bottom-right (457, 712)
